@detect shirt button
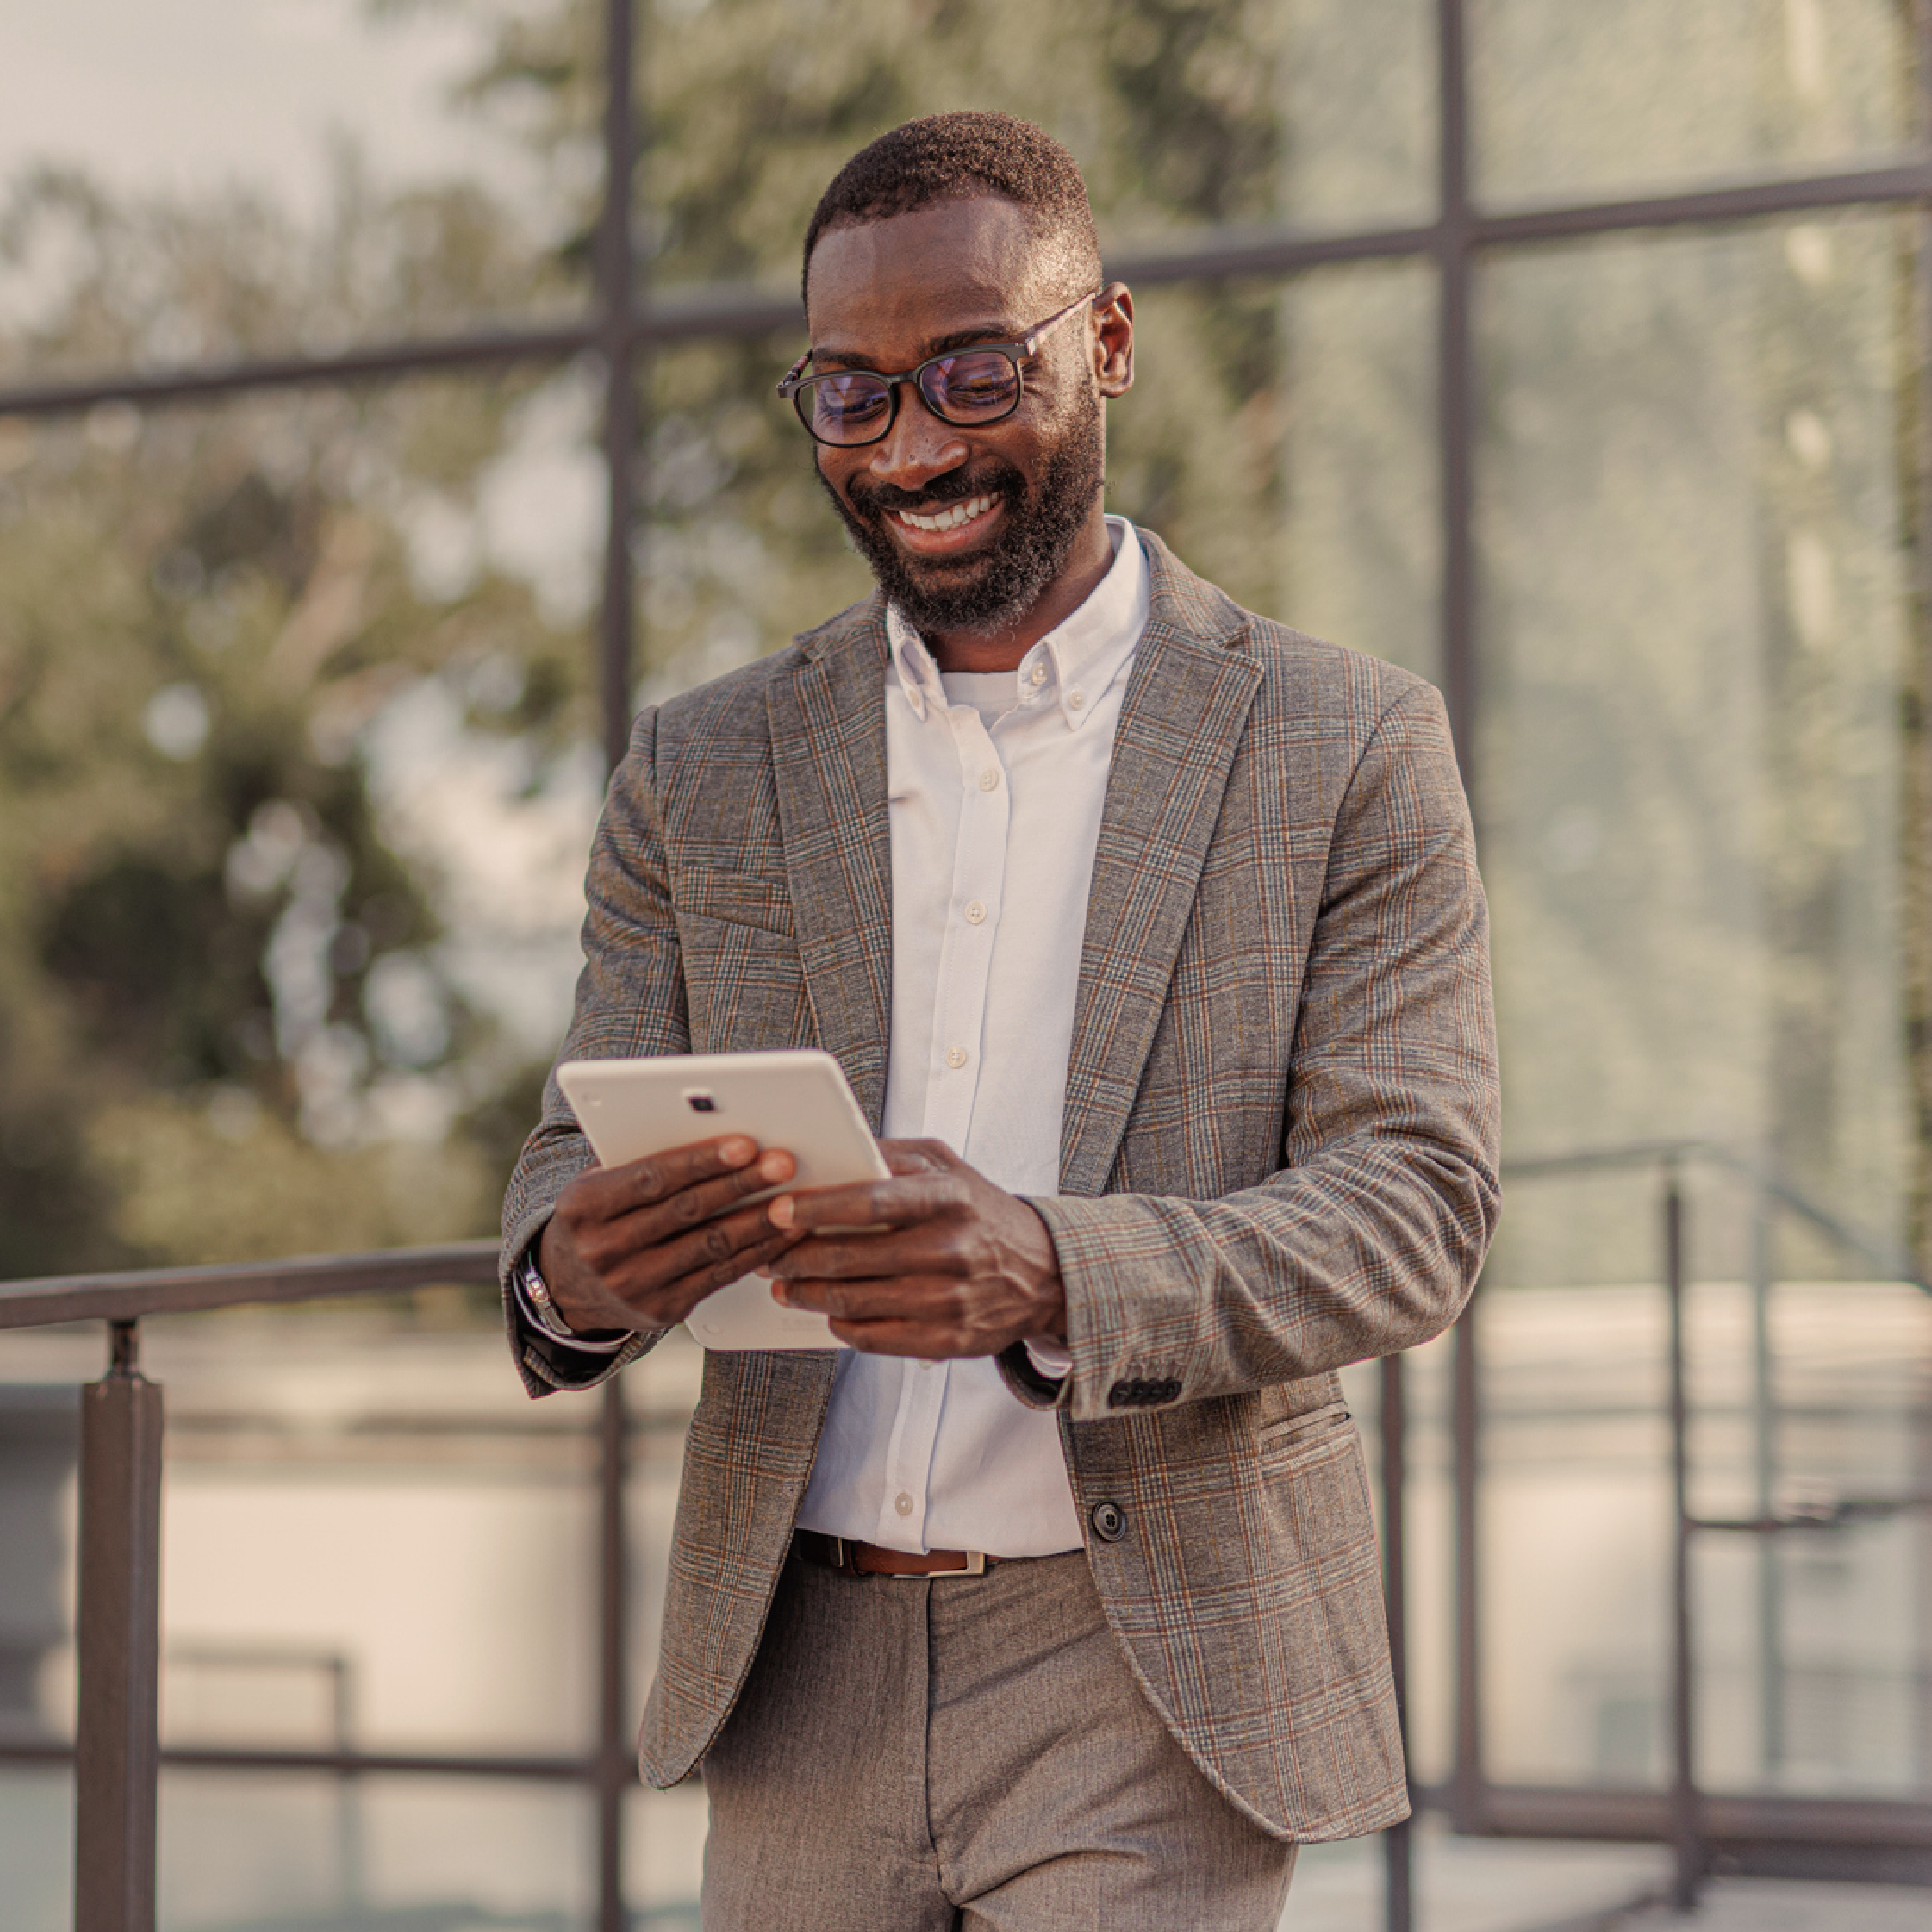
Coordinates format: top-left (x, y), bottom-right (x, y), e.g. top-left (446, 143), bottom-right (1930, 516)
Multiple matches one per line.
top-left (945, 1046), bottom-right (967, 1069)
top-left (978, 768), bottom-right (1000, 791)
top-left (1068, 689), bottom-right (1085, 710)
top-left (964, 900), bottom-right (986, 925)
top-left (895, 1491), bottom-right (914, 1516)
top-left (919, 1358), bottom-right (935, 1371)
top-left (1030, 662), bottom-right (1047, 685)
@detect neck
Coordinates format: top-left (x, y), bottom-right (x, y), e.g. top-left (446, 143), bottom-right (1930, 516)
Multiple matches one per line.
top-left (921, 509), bottom-right (1114, 674)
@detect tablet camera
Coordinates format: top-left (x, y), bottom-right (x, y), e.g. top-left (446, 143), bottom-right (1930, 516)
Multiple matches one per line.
top-left (684, 1091), bottom-right (718, 1113)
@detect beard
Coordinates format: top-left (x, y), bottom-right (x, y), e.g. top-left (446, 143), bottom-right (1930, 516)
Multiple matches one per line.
top-left (816, 382), bottom-right (1106, 638)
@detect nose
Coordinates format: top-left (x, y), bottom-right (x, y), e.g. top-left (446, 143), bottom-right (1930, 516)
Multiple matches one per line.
top-left (867, 384), bottom-right (969, 494)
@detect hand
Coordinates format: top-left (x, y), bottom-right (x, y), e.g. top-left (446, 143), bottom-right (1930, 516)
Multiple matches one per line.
top-left (765, 1140), bottom-right (1067, 1359)
top-left (538, 1136), bottom-right (800, 1336)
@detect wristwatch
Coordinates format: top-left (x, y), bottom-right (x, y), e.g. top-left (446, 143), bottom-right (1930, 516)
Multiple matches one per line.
top-left (514, 1245), bottom-right (629, 1353)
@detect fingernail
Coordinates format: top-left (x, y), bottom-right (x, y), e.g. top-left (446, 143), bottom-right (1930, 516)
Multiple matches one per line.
top-left (768, 1196), bottom-right (795, 1230)
top-left (720, 1137), bottom-right (756, 1165)
top-left (758, 1150), bottom-right (793, 1181)
top-left (770, 1282), bottom-right (791, 1307)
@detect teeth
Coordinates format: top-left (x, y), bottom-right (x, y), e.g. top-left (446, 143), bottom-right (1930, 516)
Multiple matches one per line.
top-left (896, 494), bottom-right (995, 533)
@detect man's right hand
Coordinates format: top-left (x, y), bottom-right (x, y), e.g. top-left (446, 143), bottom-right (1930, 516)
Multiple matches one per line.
top-left (536, 1136), bottom-right (799, 1337)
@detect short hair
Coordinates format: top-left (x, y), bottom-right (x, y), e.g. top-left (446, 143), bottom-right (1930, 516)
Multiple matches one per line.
top-left (802, 111), bottom-right (1103, 306)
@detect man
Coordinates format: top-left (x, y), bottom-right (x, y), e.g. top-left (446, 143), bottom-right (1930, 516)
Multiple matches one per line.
top-left (503, 111), bottom-right (1499, 1929)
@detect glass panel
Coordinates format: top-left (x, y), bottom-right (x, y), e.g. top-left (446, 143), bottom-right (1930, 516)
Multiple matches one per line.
top-left (0, 1308), bottom-right (604, 1758)
top-left (1480, 214), bottom-right (1915, 1281)
top-left (628, 1783), bottom-right (706, 1931)
top-left (1280, 259), bottom-right (1438, 681)
top-left (1276, 0), bottom-right (1436, 228)
top-left (0, 374), bottom-right (600, 1275)
top-left (640, 331), bottom-right (872, 701)
top-left (0, 1766), bottom-right (68, 1932)
top-left (1472, 0), bottom-right (1916, 206)
top-left (0, 0), bottom-right (588, 380)
top-left (158, 1771), bottom-right (594, 1931)
top-left (1476, 212), bottom-right (1930, 1798)
top-left (639, 0), bottom-right (1434, 300)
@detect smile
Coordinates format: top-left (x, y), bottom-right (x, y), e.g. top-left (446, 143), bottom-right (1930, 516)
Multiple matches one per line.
top-left (891, 493), bottom-right (999, 536)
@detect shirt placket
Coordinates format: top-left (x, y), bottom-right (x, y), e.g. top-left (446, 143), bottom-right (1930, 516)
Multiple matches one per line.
top-left (872, 694), bottom-right (1011, 1549)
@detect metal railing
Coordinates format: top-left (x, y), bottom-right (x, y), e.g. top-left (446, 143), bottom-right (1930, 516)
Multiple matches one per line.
top-left (1415, 1142), bottom-right (1932, 1918)
top-left (0, 1243), bottom-right (677, 1932)
top-left (3, 1151), bottom-right (1930, 1931)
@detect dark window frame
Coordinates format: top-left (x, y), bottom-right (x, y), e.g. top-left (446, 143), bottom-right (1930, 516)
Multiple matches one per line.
top-left (3, 5), bottom-right (1931, 1929)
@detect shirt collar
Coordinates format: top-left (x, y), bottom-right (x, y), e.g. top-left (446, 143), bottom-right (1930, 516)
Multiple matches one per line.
top-left (887, 515), bottom-right (1150, 729)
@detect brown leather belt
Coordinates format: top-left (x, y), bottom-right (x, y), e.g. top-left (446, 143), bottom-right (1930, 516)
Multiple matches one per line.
top-left (793, 1530), bottom-right (995, 1578)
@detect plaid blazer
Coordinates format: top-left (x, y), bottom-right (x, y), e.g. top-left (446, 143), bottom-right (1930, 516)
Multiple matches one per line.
top-left (502, 532), bottom-right (1500, 1842)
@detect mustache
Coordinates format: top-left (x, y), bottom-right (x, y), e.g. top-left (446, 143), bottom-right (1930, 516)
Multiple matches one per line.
top-left (845, 464), bottom-right (1022, 518)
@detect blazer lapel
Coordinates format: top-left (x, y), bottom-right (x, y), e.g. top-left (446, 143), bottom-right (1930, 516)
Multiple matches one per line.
top-left (1058, 537), bottom-right (1263, 1197)
top-left (767, 601), bottom-right (895, 1132)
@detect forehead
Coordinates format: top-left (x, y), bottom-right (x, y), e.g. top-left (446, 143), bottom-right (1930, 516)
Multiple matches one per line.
top-left (805, 196), bottom-right (1046, 359)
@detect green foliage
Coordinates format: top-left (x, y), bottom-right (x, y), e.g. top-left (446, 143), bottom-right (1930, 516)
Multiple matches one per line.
top-left (0, 158), bottom-right (585, 1274)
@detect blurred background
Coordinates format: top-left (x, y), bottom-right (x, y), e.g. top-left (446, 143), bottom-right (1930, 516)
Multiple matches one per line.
top-left (0, 1), bottom-right (1929, 1927)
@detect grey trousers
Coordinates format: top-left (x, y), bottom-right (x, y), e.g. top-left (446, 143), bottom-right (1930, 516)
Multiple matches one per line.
top-left (698, 1548), bottom-right (1297, 1930)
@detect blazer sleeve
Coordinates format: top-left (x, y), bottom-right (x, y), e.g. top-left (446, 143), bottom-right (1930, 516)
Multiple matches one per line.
top-left (499, 705), bottom-right (693, 1399)
top-left (1013, 681), bottom-right (1501, 1423)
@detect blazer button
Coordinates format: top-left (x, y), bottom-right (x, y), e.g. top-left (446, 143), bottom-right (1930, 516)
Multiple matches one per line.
top-left (1089, 1499), bottom-right (1127, 1543)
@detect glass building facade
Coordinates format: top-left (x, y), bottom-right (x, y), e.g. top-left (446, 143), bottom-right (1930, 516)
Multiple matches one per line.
top-left (1, 2), bottom-right (1928, 1925)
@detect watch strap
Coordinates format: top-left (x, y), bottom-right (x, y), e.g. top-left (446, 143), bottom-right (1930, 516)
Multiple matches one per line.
top-left (515, 1246), bottom-right (630, 1353)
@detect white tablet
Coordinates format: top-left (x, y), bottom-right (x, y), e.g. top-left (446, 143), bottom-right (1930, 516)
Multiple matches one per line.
top-left (554, 1049), bottom-right (888, 1351)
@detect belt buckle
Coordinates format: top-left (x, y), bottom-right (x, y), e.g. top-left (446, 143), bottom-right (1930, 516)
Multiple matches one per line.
top-left (918, 1550), bottom-right (986, 1579)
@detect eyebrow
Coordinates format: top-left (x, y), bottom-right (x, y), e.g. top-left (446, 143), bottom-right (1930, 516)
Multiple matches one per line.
top-left (808, 319), bottom-right (1025, 371)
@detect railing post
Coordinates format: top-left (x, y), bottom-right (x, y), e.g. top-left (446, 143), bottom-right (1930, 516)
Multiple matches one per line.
top-left (1747, 1178), bottom-right (1784, 1780)
top-left (595, 1378), bottom-right (629, 1932)
top-left (74, 1319), bottom-right (163, 1932)
top-left (1451, 1292), bottom-right (1483, 1830)
top-left (1380, 1352), bottom-right (1414, 1932)
top-left (1663, 1167), bottom-right (1702, 1909)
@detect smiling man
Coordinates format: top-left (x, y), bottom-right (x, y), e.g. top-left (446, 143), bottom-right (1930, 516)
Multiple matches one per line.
top-left (502, 112), bottom-right (1500, 1930)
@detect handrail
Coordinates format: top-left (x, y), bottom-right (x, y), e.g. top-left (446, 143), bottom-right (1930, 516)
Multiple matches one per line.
top-left (1501, 1140), bottom-right (1930, 1295)
top-left (0, 1239), bottom-right (502, 1330)
top-left (0, 1236), bottom-right (544, 1932)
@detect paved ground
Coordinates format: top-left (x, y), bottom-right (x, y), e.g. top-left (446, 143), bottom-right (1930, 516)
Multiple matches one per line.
top-left (1615, 1880), bottom-right (1932, 1930)
top-left (1279, 1824), bottom-right (1932, 1931)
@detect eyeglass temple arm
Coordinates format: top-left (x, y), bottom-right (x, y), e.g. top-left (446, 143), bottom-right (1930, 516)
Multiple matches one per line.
top-left (1018, 284), bottom-right (1117, 356)
top-left (777, 352), bottom-right (811, 398)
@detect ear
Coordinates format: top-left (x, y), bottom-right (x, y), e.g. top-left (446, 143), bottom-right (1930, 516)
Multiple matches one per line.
top-left (1093, 282), bottom-right (1134, 398)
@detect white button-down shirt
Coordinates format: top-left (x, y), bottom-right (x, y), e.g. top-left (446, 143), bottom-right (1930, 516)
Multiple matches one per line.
top-left (795, 517), bottom-right (1150, 1555)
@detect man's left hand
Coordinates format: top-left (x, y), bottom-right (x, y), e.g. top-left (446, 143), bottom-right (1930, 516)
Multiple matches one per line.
top-left (765, 1140), bottom-right (1067, 1359)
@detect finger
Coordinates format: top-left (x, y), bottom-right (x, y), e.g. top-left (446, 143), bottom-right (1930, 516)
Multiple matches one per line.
top-left (584, 1135), bottom-right (765, 1215)
top-left (608, 1147), bottom-right (796, 1244)
top-left (776, 1273), bottom-right (963, 1326)
top-left (646, 1228), bottom-right (802, 1324)
top-left (767, 1172), bottom-right (966, 1233)
top-left (825, 1316), bottom-right (973, 1358)
top-left (768, 1222), bottom-right (963, 1282)
top-left (611, 1196), bottom-right (797, 1304)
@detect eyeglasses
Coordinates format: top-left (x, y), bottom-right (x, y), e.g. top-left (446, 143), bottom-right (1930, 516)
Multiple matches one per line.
top-left (778, 287), bottom-right (1107, 448)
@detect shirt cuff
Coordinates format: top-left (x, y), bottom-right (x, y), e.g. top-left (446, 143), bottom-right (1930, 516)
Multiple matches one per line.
top-left (1022, 1338), bottom-right (1072, 1379)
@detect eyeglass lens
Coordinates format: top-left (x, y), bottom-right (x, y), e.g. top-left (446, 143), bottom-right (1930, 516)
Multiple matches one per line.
top-left (801, 349), bottom-right (1021, 445)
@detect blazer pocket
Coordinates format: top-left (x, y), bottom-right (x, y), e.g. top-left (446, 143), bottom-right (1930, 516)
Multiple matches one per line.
top-left (1256, 1399), bottom-right (1353, 1462)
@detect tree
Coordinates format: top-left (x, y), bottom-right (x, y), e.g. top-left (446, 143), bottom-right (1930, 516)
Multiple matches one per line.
top-left (0, 159), bottom-right (587, 1271)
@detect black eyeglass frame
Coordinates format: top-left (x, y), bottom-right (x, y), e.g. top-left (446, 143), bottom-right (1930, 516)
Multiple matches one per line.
top-left (776, 285), bottom-right (1116, 446)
